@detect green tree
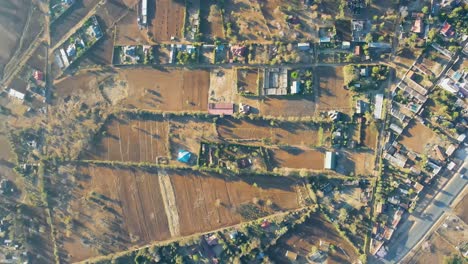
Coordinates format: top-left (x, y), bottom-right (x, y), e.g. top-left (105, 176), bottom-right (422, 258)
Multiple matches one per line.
top-left (422, 6), bottom-right (429, 14)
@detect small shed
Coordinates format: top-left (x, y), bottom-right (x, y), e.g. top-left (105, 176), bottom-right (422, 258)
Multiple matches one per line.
top-left (324, 151), bottom-right (336, 170)
top-left (285, 250), bottom-right (298, 261)
top-left (297, 42), bottom-right (310, 51)
top-left (290, 81), bottom-right (301, 94)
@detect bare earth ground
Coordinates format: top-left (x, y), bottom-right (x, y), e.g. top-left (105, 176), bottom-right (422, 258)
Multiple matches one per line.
top-left (271, 148), bottom-right (325, 170)
top-left (412, 232), bottom-right (458, 264)
top-left (117, 68), bottom-right (210, 111)
top-left (0, 0), bottom-right (35, 79)
top-left (454, 195), bottom-right (468, 224)
top-left (151, 0), bottom-right (185, 42)
top-left (398, 120), bottom-right (438, 154)
top-left (237, 68), bottom-right (259, 94)
top-left (200, 0), bottom-right (225, 41)
top-left (217, 117), bottom-right (328, 147)
top-left (316, 66), bottom-right (353, 114)
top-left (267, 214), bottom-right (359, 264)
top-left (53, 69), bottom-right (109, 105)
top-left (114, 7), bottom-right (151, 45)
top-left (224, 0), bottom-right (271, 42)
top-left (82, 115), bottom-right (170, 162)
top-left (209, 68), bottom-right (236, 103)
top-left (52, 165), bottom-right (304, 262)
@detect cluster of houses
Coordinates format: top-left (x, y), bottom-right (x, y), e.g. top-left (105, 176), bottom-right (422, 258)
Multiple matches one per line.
top-left (370, 2), bottom-right (468, 256)
top-left (54, 15), bottom-right (103, 70)
top-left (7, 69), bottom-right (47, 105)
top-left (50, 0), bottom-right (74, 21)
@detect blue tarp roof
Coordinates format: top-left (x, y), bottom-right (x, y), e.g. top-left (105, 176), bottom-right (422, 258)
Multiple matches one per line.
top-left (177, 150), bottom-right (191, 163)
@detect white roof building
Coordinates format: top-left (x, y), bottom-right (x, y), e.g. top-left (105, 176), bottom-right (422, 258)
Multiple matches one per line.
top-left (374, 93), bottom-right (384, 119)
top-left (8, 89), bottom-right (25, 100)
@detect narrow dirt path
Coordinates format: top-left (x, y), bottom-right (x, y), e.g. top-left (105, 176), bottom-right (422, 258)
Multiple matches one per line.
top-left (158, 169), bottom-right (180, 237)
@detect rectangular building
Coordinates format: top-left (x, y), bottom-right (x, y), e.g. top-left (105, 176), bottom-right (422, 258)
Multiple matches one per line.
top-left (324, 151), bottom-right (336, 170)
top-left (374, 93), bottom-right (384, 119)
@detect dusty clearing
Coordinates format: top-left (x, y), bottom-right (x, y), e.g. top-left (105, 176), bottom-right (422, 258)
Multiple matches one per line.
top-left (224, 0), bottom-right (271, 42)
top-left (115, 8), bottom-right (150, 45)
top-left (316, 66), bottom-right (353, 114)
top-left (209, 68), bottom-right (236, 103)
top-left (454, 195), bottom-right (468, 224)
top-left (52, 165), bottom-right (304, 262)
top-left (151, 0), bottom-right (185, 42)
top-left (237, 68), bottom-right (259, 94)
top-left (271, 148), bottom-right (325, 170)
top-left (399, 120), bottom-right (437, 154)
top-left (267, 214), bottom-right (359, 264)
top-left (364, 123), bottom-right (378, 150)
top-left (217, 117), bottom-right (327, 147)
top-left (337, 151), bottom-right (375, 176)
top-left (53, 69), bottom-right (109, 105)
top-left (117, 68), bottom-right (210, 111)
top-left (200, 0), bottom-right (225, 41)
top-left (412, 233), bottom-right (459, 264)
top-left (82, 115), bottom-right (169, 162)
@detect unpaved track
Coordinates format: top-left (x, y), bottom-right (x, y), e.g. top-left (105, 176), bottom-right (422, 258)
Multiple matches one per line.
top-left (158, 169), bottom-right (180, 237)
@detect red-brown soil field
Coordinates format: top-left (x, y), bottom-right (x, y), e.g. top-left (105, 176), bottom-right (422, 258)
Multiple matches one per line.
top-left (271, 148), bottom-right (325, 170)
top-left (151, 0), bottom-right (185, 42)
top-left (51, 165), bottom-right (305, 262)
top-left (316, 66), bottom-right (353, 114)
top-left (217, 117), bottom-right (327, 147)
top-left (117, 68), bottom-right (210, 112)
top-left (82, 115), bottom-right (169, 162)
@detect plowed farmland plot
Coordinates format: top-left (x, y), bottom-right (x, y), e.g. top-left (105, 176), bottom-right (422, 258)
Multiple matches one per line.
top-left (51, 165), bottom-right (172, 263)
top-left (117, 68), bottom-right (210, 111)
top-left (316, 66), bottom-right (353, 114)
top-left (224, 0), bottom-right (271, 41)
top-left (217, 117), bottom-right (328, 147)
top-left (170, 169), bottom-right (304, 236)
top-left (151, 0), bottom-right (185, 42)
top-left (51, 165), bottom-right (304, 262)
top-left (200, 0), bottom-right (225, 41)
top-left (82, 115), bottom-right (169, 162)
top-left (271, 148), bottom-right (325, 170)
